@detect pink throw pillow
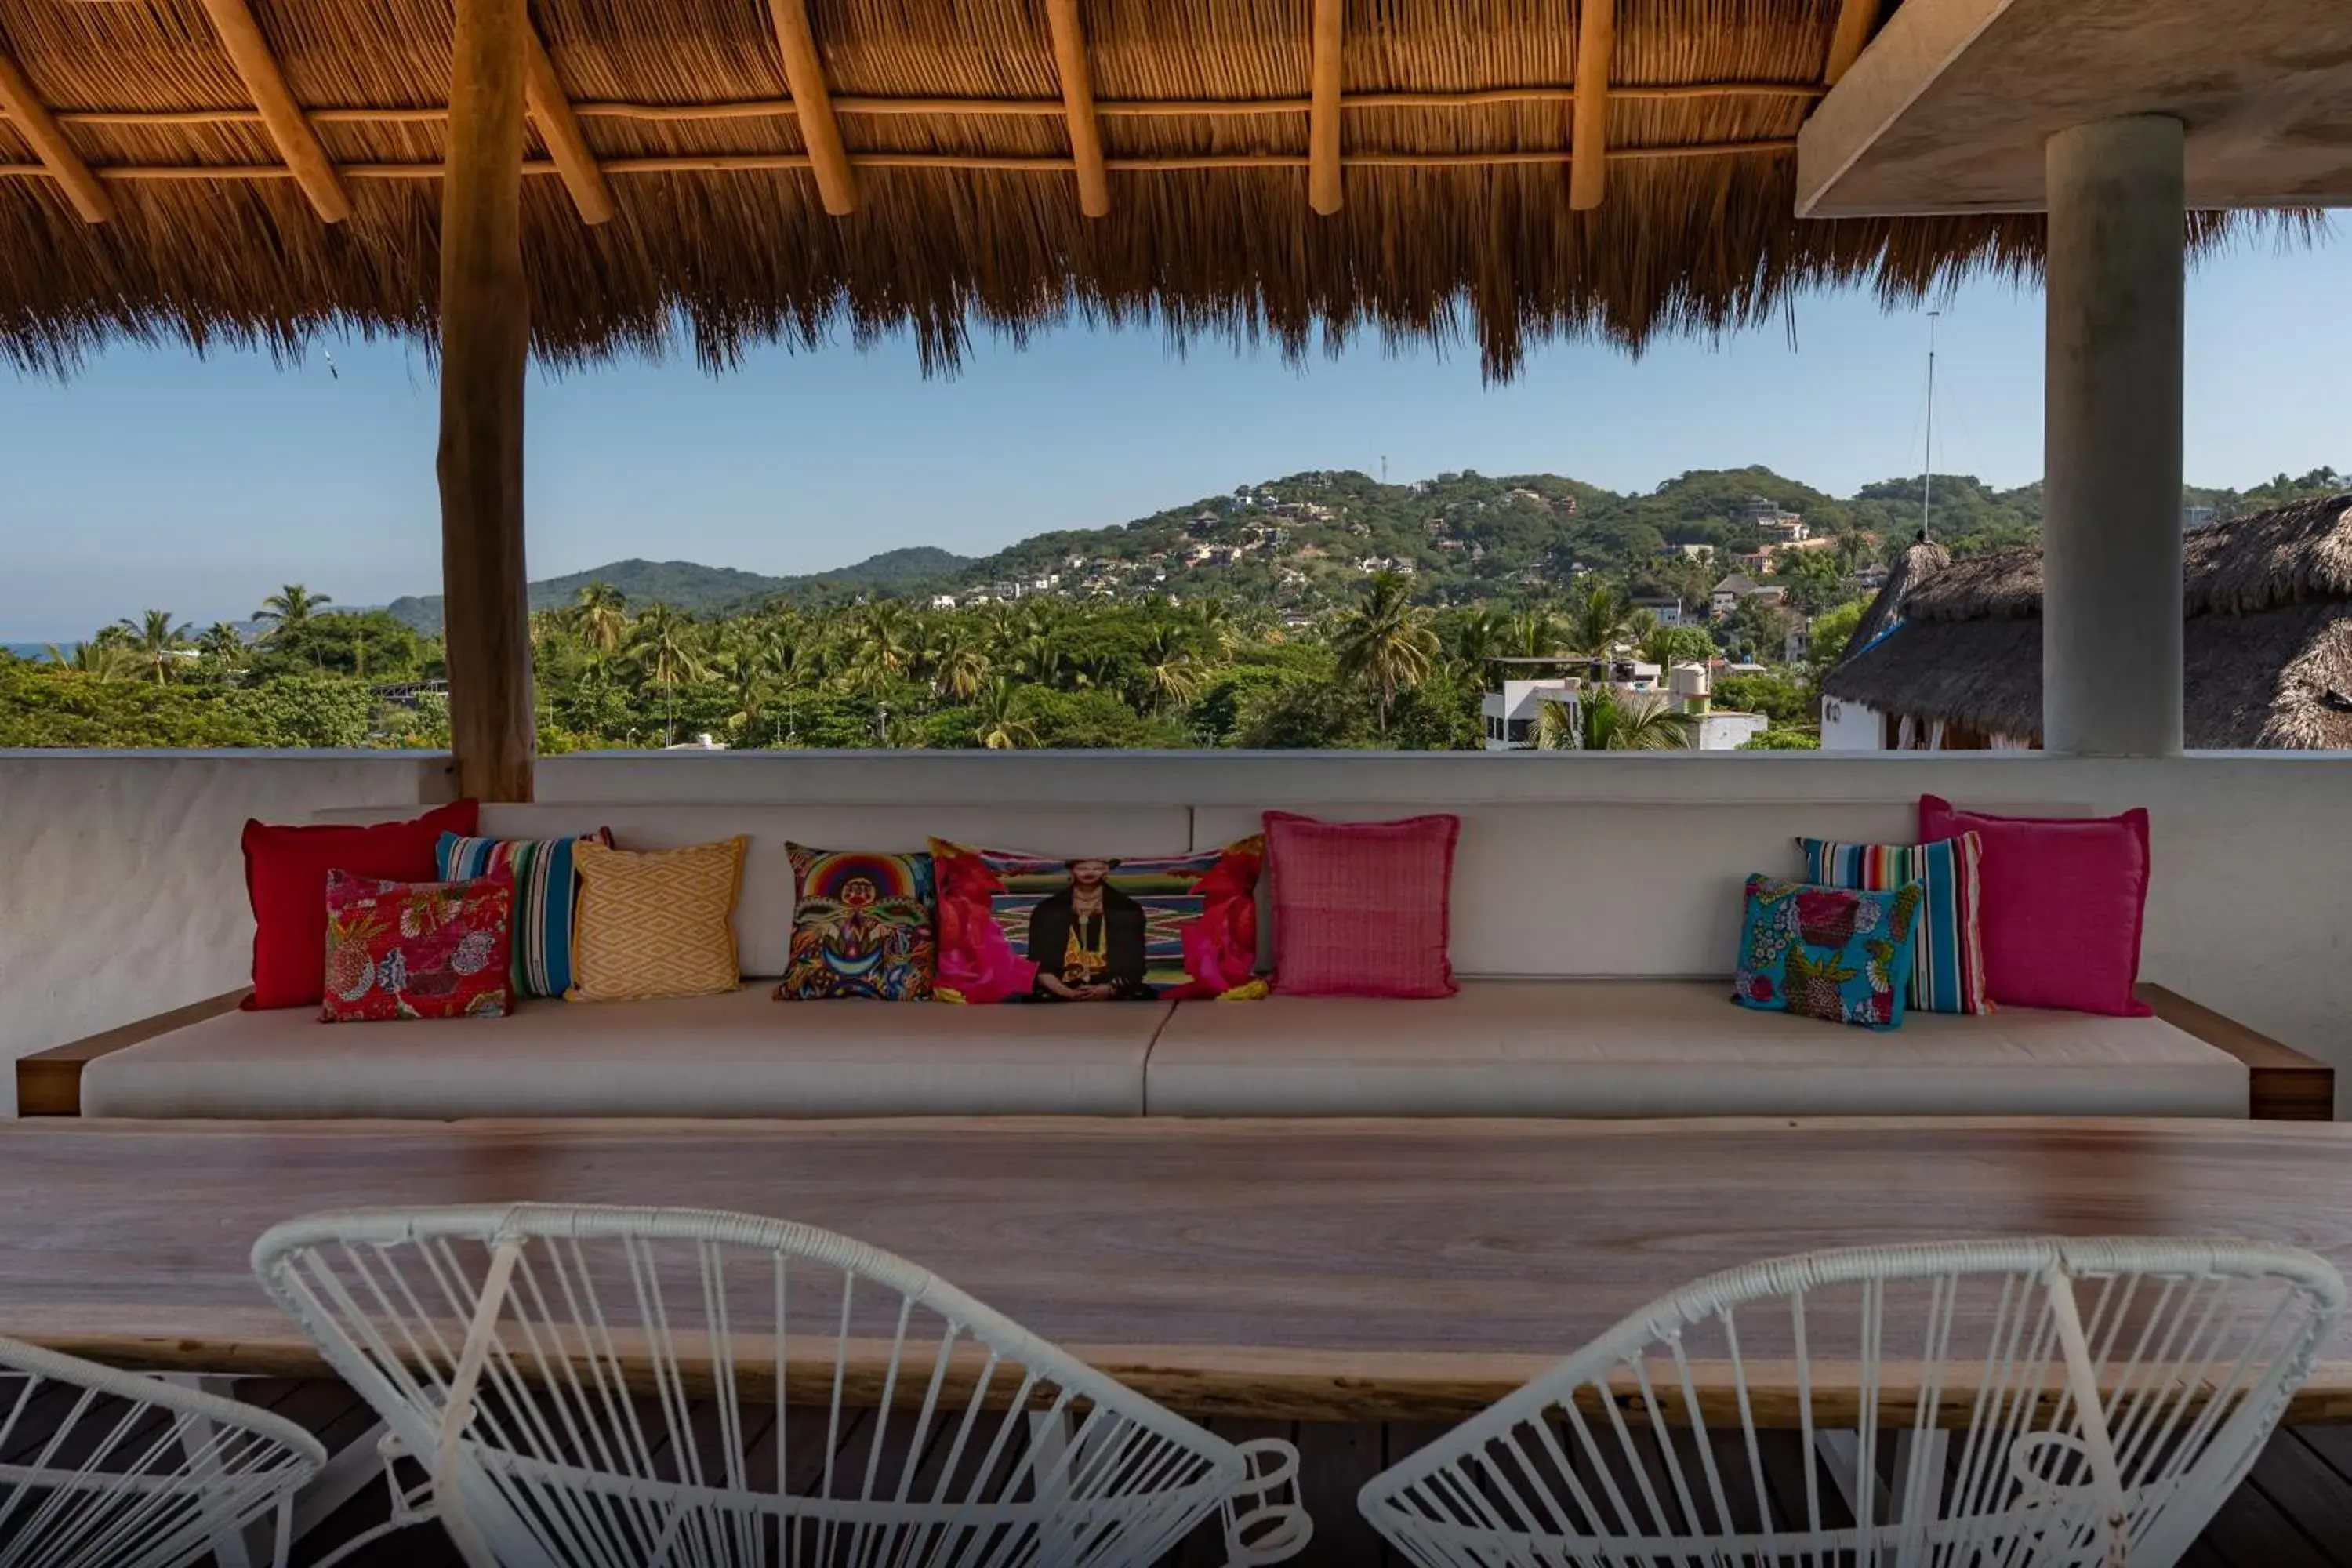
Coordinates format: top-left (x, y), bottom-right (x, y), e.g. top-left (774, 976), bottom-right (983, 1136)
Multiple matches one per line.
top-left (1918, 795), bottom-right (2151, 1017)
top-left (1265, 811), bottom-right (1459, 998)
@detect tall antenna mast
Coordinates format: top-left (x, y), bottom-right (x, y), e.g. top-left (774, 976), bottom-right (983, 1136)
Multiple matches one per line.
top-left (1922, 310), bottom-right (1941, 540)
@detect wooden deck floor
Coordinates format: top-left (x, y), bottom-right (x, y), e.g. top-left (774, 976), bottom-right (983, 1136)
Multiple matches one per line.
top-left (183, 1381), bottom-right (2352, 1566)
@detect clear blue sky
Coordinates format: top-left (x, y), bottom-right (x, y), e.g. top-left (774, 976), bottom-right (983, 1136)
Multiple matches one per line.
top-left (3, 231), bottom-right (2344, 641)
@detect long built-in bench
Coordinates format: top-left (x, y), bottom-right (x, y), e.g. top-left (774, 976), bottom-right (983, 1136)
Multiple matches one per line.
top-left (20, 800), bottom-right (2334, 1122)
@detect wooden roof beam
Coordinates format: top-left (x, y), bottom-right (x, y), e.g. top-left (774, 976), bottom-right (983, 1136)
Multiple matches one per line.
top-left (523, 26), bottom-right (614, 223)
top-left (1044, 0), bottom-right (1110, 217)
top-left (195, 0), bottom-right (350, 221)
top-left (1570, 0), bottom-right (1615, 210)
top-left (765, 0), bottom-right (858, 216)
top-left (1308, 0), bottom-right (1343, 214)
top-left (1824, 0), bottom-right (1884, 85)
top-left (0, 50), bottom-right (111, 223)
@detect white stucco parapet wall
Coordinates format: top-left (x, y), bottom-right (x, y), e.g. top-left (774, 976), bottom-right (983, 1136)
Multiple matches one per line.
top-left (3, 747), bottom-right (2347, 1115)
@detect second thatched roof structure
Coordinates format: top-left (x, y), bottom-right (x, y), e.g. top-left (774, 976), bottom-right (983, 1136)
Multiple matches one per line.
top-left (1820, 495), bottom-right (2352, 750)
top-left (0, 0), bottom-right (2293, 379)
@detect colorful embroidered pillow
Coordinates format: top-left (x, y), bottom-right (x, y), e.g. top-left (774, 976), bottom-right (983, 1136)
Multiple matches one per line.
top-left (1919, 796), bottom-right (2152, 1017)
top-left (436, 829), bottom-right (612, 998)
top-left (778, 845), bottom-right (936, 1001)
top-left (1733, 874), bottom-right (1923, 1032)
top-left (241, 800), bottom-right (480, 1009)
top-left (1799, 833), bottom-right (1989, 1015)
top-left (929, 837), bottom-right (1265, 1004)
top-left (568, 837), bottom-right (747, 1002)
top-left (1263, 811), bottom-right (1460, 999)
top-left (320, 869), bottom-right (514, 1022)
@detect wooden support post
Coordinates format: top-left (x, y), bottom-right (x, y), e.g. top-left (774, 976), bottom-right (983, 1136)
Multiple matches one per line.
top-left (1569, 0), bottom-right (1614, 211)
top-left (440, 0), bottom-right (536, 804)
top-left (195, 0), bottom-right (352, 222)
top-left (1044, 0), bottom-right (1110, 218)
top-left (1307, 0), bottom-right (1343, 215)
top-left (1824, 0), bottom-right (1884, 86)
top-left (0, 51), bottom-right (111, 223)
top-left (524, 27), bottom-right (614, 224)
top-left (766, 0), bottom-right (858, 216)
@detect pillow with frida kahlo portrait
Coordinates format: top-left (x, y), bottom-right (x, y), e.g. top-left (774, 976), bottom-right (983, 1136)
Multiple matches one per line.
top-left (776, 844), bottom-right (936, 1001)
top-left (928, 837), bottom-right (1267, 1004)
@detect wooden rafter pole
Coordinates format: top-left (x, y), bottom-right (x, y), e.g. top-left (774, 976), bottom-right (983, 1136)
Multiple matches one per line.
top-left (440, 0), bottom-right (536, 803)
top-left (1824, 0), bottom-right (1883, 85)
top-left (0, 50), bottom-right (111, 223)
top-left (194, 0), bottom-right (351, 221)
top-left (765, 0), bottom-right (858, 216)
top-left (1307, 0), bottom-right (1343, 214)
top-left (523, 26), bottom-right (614, 224)
top-left (1044, 0), bottom-right (1110, 218)
top-left (1569, 0), bottom-right (1614, 211)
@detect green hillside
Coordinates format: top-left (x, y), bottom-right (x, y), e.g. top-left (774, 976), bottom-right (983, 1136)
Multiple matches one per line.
top-left (379, 463), bottom-right (2347, 630)
top-left (385, 547), bottom-right (973, 632)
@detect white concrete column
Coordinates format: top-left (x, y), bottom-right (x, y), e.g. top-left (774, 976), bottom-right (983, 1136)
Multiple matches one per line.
top-left (2042, 115), bottom-right (2186, 755)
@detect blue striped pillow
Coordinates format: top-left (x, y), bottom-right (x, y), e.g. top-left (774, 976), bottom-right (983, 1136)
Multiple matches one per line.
top-left (437, 829), bottom-right (612, 999)
top-left (1798, 832), bottom-right (1990, 1015)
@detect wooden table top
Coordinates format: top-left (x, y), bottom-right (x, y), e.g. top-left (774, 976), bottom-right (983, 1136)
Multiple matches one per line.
top-left (10, 1116), bottom-right (2352, 1421)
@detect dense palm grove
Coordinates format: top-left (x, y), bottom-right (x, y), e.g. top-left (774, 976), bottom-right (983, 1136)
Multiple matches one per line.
top-left (0, 575), bottom-right (1834, 752)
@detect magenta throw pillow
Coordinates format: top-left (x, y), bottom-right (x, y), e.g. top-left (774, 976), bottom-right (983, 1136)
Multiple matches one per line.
top-left (1264, 811), bottom-right (1459, 998)
top-left (1918, 795), bottom-right (2151, 1017)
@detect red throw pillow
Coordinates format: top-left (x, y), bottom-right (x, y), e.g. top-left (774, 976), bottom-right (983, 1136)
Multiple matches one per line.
top-left (1918, 795), bottom-right (2151, 1017)
top-left (1264, 811), bottom-right (1460, 998)
top-left (241, 800), bottom-right (480, 1009)
top-left (321, 869), bottom-right (515, 1022)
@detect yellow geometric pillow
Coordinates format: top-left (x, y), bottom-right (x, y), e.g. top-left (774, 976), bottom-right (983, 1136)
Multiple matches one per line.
top-left (567, 837), bottom-right (747, 1002)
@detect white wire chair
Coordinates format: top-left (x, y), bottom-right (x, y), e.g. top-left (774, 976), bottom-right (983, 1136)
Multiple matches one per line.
top-left (1359, 1237), bottom-right (2344, 1568)
top-left (0, 1334), bottom-right (325, 1568)
top-left (253, 1203), bottom-right (1309, 1568)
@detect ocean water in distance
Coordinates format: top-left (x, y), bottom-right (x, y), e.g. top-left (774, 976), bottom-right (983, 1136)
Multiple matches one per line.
top-left (4, 643), bottom-right (62, 661)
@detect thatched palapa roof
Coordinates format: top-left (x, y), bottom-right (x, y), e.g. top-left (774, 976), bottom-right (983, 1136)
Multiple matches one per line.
top-left (0, 0), bottom-right (2286, 378)
top-left (1822, 495), bottom-right (2352, 750)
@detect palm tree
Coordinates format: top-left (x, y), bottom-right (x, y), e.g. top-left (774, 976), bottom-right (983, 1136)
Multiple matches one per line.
top-left (1537, 685), bottom-right (1697, 751)
top-left (1639, 624), bottom-right (1716, 670)
top-left (1509, 607), bottom-right (1566, 659)
top-left (1332, 570), bottom-right (1440, 739)
top-left (622, 604), bottom-right (708, 745)
top-left (255, 583), bottom-right (330, 633)
top-left (969, 678), bottom-right (1038, 750)
top-left (927, 626), bottom-right (991, 704)
top-left (114, 609), bottom-right (193, 684)
top-left (196, 621), bottom-right (248, 675)
top-left (571, 583), bottom-right (630, 653)
top-left (45, 641), bottom-right (133, 680)
top-left (1563, 583), bottom-right (1634, 665)
top-left (1446, 608), bottom-right (1512, 683)
top-left (858, 601), bottom-right (918, 676)
top-left (1137, 622), bottom-right (1202, 713)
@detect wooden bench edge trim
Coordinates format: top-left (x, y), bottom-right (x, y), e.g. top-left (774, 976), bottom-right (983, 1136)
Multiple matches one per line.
top-left (16, 989), bottom-right (249, 1117)
top-left (2137, 982), bottom-right (2336, 1122)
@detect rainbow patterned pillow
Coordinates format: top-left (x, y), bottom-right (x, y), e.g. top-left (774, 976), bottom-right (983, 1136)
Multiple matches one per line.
top-left (1798, 832), bottom-right (1989, 1015)
top-left (1733, 873), bottom-right (1923, 1032)
top-left (778, 845), bottom-right (936, 1002)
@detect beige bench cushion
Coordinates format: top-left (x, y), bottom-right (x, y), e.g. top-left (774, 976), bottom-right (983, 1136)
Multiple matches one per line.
top-left (80, 987), bottom-right (1167, 1120)
top-left (1144, 980), bottom-right (2249, 1118)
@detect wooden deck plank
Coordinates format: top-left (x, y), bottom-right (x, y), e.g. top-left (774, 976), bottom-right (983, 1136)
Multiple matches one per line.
top-left (0, 1385), bottom-right (2338, 1564)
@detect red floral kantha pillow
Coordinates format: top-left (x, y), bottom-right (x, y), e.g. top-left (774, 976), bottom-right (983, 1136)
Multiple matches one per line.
top-left (321, 869), bottom-right (516, 1022)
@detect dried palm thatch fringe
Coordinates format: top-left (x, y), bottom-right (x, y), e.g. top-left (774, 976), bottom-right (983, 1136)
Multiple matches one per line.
top-left (1822, 495), bottom-right (2352, 750)
top-left (0, 0), bottom-right (2320, 378)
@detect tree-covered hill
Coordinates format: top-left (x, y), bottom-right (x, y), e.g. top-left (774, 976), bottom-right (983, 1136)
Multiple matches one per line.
top-left (384, 547), bottom-right (975, 632)
top-left (372, 463), bottom-right (2347, 630)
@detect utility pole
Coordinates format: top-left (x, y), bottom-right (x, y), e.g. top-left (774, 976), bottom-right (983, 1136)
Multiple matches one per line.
top-left (1922, 309), bottom-right (1941, 540)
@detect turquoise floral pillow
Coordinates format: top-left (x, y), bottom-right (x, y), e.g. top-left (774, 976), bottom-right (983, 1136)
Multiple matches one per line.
top-left (1733, 873), bottom-right (1924, 1031)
